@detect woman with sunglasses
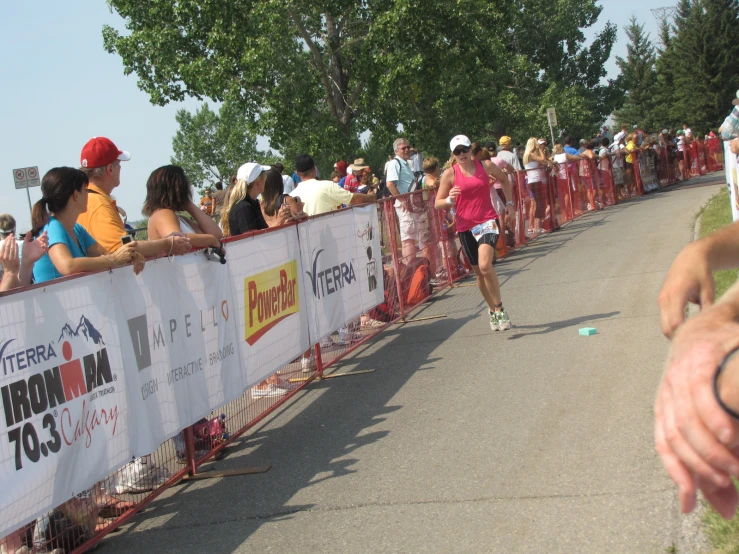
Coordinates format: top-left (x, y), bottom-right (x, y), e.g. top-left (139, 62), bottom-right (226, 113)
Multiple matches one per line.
top-left (435, 135), bottom-right (512, 331)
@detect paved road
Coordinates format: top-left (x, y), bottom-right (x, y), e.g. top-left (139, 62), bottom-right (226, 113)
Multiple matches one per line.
top-left (100, 177), bottom-right (724, 553)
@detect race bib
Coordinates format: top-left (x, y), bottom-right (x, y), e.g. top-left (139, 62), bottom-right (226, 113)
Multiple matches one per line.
top-left (470, 219), bottom-right (498, 243)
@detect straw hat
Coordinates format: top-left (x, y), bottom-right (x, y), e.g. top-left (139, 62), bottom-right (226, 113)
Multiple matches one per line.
top-left (350, 158), bottom-right (369, 171)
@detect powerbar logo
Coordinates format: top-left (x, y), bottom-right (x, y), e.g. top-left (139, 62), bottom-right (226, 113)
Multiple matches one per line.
top-left (245, 260), bottom-right (299, 345)
top-left (305, 249), bottom-right (356, 299)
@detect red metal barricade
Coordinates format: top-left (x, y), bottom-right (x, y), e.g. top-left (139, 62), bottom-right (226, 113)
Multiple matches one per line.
top-left (685, 142), bottom-right (700, 178)
top-left (596, 155), bottom-right (617, 206)
top-left (705, 136), bottom-right (724, 171)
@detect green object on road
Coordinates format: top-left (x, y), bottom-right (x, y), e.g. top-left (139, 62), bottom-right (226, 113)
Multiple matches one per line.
top-left (579, 327), bottom-right (597, 336)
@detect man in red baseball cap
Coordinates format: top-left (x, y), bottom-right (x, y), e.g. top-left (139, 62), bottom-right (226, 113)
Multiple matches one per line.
top-left (77, 136), bottom-right (191, 257)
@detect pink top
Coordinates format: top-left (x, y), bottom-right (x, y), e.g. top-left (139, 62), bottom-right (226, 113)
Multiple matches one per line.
top-left (452, 161), bottom-right (497, 233)
top-left (490, 157), bottom-right (512, 189)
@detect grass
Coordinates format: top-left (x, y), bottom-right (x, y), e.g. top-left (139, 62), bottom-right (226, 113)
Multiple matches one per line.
top-left (698, 189), bottom-right (739, 553)
top-left (703, 499), bottom-right (739, 554)
top-left (697, 188), bottom-right (739, 299)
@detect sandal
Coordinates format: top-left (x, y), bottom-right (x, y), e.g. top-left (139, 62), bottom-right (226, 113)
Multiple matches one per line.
top-left (98, 499), bottom-right (136, 518)
top-left (361, 318), bottom-right (385, 328)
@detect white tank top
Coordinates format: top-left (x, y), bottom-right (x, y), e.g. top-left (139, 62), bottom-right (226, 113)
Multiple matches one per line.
top-left (524, 161), bottom-right (544, 183)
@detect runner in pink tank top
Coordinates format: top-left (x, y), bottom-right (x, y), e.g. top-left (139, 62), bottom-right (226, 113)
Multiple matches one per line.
top-left (434, 134), bottom-right (513, 332)
top-left (452, 160), bottom-right (497, 233)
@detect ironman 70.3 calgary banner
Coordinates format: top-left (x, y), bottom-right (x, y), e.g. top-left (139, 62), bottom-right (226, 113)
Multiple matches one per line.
top-left (0, 272), bottom-right (132, 536)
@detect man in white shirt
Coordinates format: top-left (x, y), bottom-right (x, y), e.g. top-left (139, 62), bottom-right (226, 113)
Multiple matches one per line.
top-left (683, 122), bottom-right (693, 140)
top-left (387, 137), bottom-right (434, 264)
top-left (409, 146), bottom-right (424, 174)
top-left (290, 155), bottom-right (375, 215)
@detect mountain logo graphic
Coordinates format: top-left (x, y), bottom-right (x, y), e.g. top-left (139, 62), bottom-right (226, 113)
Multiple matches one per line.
top-left (58, 315), bottom-right (105, 345)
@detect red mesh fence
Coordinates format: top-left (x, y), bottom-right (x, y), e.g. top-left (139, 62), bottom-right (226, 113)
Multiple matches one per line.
top-left (704, 137), bottom-right (724, 171)
top-left (2, 139), bottom-right (725, 554)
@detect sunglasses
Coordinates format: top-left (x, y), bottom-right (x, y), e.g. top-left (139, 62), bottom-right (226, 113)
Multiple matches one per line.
top-left (399, 146), bottom-right (410, 151)
top-left (453, 146), bottom-right (470, 155)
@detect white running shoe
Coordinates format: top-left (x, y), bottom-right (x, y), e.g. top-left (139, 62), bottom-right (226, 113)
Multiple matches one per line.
top-left (251, 384), bottom-right (289, 399)
top-left (489, 310), bottom-right (499, 331)
top-left (497, 308), bottom-right (512, 331)
top-left (301, 355), bottom-right (316, 373)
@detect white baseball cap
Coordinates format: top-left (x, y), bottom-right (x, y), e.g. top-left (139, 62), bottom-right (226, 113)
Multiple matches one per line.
top-left (449, 135), bottom-right (471, 152)
top-left (236, 162), bottom-right (271, 184)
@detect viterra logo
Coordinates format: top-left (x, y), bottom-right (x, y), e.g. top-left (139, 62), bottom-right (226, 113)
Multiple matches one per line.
top-left (0, 316), bottom-right (116, 470)
top-left (305, 248), bottom-right (356, 299)
top-left (245, 260), bottom-right (300, 345)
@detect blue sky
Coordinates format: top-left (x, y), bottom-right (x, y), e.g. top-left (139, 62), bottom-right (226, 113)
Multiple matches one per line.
top-left (0, 0), bottom-right (664, 231)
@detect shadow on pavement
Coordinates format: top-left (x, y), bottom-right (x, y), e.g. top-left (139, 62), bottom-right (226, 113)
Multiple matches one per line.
top-left (507, 311), bottom-right (620, 340)
top-left (99, 315), bottom-right (476, 553)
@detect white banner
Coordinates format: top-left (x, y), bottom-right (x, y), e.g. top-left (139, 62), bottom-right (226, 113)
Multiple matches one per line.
top-left (114, 253), bottom-right (242, 456)
top-left (298, 205), bottom-right (384, 341)
top-left (725, 141), bottom-right (739, 222)
top-left (0, 272), bottom-right (132, 536)
top-left (0, 205), bottom-right (384, 538)
top-left (225, 225), bottom-right (310, 387)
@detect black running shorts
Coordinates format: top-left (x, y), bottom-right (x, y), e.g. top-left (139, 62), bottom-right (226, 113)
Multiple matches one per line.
top-left (459, 227), bottom-right (499, 267)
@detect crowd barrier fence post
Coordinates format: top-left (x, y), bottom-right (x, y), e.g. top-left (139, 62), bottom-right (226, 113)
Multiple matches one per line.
top-left (433, 196), bottom-right (455, 288)
top-left (184, 426), bottom-right (197, 477)
top-left (382, 198), bottom-right (407, 321)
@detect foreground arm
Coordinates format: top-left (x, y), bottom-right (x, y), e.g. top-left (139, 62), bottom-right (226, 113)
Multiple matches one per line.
top-left (434, 168), bottom-right (459, 209)
top-left (0, 236), bottom-right (20, 291)
top-left (48, 241), bottom-right (138, 275)
top-left (135, 236), bottom-right (192, 258)
top-left (658, 221), bottom-right (739, 337)
top-left (349, 190), bottom-right (377, 205)
top-left (655, 286), bottom-right (739, 518)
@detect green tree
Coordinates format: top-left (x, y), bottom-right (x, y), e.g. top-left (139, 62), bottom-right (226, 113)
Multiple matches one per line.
top-left (103, 0), bottom-right (620, 161)
top-left (654, 0), bottom-right (739, 131)
top-left (651, 18), bottom-right (678, 129)
top-left (614, 16), bottom-right (658, 131)
top-left (171, 101), bottom-right (265, 190)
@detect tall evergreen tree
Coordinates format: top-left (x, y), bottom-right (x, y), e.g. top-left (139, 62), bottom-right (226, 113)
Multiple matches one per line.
top-left (669, 0), bottom-right (739, 130)
top-left (614, 16), bottom-right (658, 130)
top-left (651, 18), bottom-right (678, 129)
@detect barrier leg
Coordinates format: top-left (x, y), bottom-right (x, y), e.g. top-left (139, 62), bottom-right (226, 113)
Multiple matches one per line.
top-left (184, 426), bottom-right (197, 477)
top-left (180, 424), bottom-right (270, 481)
top-left (385, 202), bottom-right (407, 321)
top-left (314, 341), bottom-right (376, 380)
top-left (435, 207), bottom-right (455, 288)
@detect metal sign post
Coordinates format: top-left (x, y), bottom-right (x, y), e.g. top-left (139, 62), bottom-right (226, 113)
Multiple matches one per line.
top-left (546, 108), bottom-right (557, 149)
top-left (12, 166), bottom-right (41, 219)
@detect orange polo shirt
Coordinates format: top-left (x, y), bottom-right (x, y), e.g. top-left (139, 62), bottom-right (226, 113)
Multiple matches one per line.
top-left (77, 183), bottom-right (126, 252)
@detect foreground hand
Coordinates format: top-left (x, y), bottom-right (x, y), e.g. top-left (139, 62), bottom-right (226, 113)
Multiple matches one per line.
top-left (132, 252), bottom-right (145, 275)
top-left (22, 231), bottom-right (48, 265)
top-left (171, 235), bottom-right (192, 255)
top-left (448, 186), bottom-right (461, 203)
top-left (111, 242), bottom-right (138, 266)
top-left (655, 305), bottom-right (739, 515)
top-left (658, 241), bottom-right (714, 338)
top-left (0, 236), bottom-right (20, 274)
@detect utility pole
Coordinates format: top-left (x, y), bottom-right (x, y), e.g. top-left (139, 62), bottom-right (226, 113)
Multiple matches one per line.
top-left (650, 7), bottom-right (677, 23)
